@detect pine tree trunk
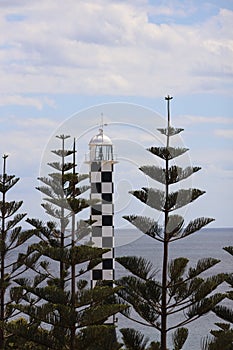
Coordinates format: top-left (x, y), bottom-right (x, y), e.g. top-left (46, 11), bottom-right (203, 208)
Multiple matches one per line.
top-left (0, 220), bottom-right (5, 348)
top-left (70, 140), bottom-right (76, 350)
top-left (161, 96), bottom-right (172, 349)
top-left (0, 157), bottom-right (6, 349)
top-left (161, 239), bottom-right (168, 350)
top-left (161, 165), bottom-right (169, 349)
top-left (70, 215), bottom-right (76, 350)
top-left (60, 137), bottom-right (65, 290)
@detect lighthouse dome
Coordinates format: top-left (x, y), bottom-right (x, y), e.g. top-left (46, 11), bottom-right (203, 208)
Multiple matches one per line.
top-left (89, 128), bottom-right (114, 162)
top-left (89, 129), bottom-right (112, 146)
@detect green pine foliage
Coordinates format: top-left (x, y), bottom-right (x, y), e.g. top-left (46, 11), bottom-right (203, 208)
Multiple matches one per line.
top-left (120, 328), bottom-right (151, 350)
top-left (116, 96), bottom-right (225, 350)
top-left (202, 246), bottom-right (233, 350)
top-left (5, 136), bottom-right (125, 349)
top-left (77, 325), bottom-right (122, 350)
top-left (0, 155), bottom-right (33, 349)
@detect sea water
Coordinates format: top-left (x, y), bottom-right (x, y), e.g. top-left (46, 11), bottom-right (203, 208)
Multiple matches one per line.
top-left (115, 228), bottom-right (233, 350)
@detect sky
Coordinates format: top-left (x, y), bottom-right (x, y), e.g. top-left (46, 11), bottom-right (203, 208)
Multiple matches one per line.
top-left (0, 0), bottom-right (233, 230)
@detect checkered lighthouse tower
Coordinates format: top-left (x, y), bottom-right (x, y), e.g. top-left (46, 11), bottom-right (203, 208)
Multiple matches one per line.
top-left (88, 127), bottom-right (116, 288)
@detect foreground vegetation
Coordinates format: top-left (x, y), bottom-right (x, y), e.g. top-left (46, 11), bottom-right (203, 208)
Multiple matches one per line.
top-left (0, 97), bottom-right (232, 349)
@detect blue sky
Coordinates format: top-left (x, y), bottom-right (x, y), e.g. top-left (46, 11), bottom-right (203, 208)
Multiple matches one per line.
top-left (0, 0), bottom-right (232, 229)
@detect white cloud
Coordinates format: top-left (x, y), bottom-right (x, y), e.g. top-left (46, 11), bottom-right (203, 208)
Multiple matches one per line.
top-left (0, 1), bottom-right (232, 97)
top-left (0, 94), bottom-right (56, 109)
top-left (177, 115), bottom-right (233, 125)
top-left (190, 147), bottom-right (233, 173)
top-left (14, 116), bottom-right (58, 129)
top-left (146, 0), bottom-right (197, 18)
top-left (215, 129), bottom-right (233, 139)
top-left (0, 115), bottom-right (59, 172)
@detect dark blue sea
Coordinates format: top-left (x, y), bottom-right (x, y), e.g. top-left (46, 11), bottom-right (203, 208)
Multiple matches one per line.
top-left (115, 227), bottom-right (233, 350)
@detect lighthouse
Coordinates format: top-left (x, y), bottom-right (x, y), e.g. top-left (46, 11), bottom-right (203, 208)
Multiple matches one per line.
top-left (88, 127), bottom-right (117, 288)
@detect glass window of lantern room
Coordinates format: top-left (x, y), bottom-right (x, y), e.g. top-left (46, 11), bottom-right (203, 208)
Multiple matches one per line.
top-left (95, 146), bottom-right (103, 161)
top-left (95, 145), bottom-right (112, 161)
top-left (106, 145), bottom-right (112, 160)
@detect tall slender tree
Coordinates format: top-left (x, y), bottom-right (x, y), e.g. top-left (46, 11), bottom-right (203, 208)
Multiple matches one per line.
top-left (0, 155), bottom-right (33, 349)
top-left (116, 96), bottom-right (226, 349)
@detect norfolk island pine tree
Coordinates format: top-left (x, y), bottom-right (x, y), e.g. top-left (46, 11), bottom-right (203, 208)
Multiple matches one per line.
top-left (116, 96), bottom-right (227, 350)
top-left (0, 155), bottom-right (36, 349)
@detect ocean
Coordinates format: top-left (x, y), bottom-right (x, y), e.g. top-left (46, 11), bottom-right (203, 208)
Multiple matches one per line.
top-left (115, 227), bottom-right (233, 350)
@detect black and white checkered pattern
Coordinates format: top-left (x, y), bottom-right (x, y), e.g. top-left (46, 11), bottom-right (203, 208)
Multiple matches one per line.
top-left (90, 161), bottom-right (115, 289)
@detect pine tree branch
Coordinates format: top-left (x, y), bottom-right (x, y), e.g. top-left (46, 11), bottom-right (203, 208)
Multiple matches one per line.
top-left (140, 165), bottom-right (201, 185)
top-left (213, 305), bottom-right (233, 324)
top-left (188, 258), bottom-right (220, 279)
top-left (166, 215), bottom-right (184, 239)
top-left (0, 176), bottom-right (20, 193)
top-left (51, 149), bottom-right (74, 157)
top-left (123, 215), bottom-right (163, 241)
top-left (116, 256), bottom-right (158, 280)
top-left (48, 161), bottom-right (74, 172)
top-left (120, 328), bottom-right (150, 350)
top-left (129, 188), bottom-right (207, 212)
top-left (223, 246), bottom-right (233, 257)
top-left (129, 188), bottom-right (165, 212)
top-left (166, 188), bottom-right (206, 211)
top-left (171, 217), bottom-right (215, 241)
top-left (0, 200), bottom-right (23, 218)
top-left (157, 126), bottom-right (184, 136)
top-left (172, 327), bottom-right (189, 350)
top-left (147, 147), bottom-right (189, 160)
